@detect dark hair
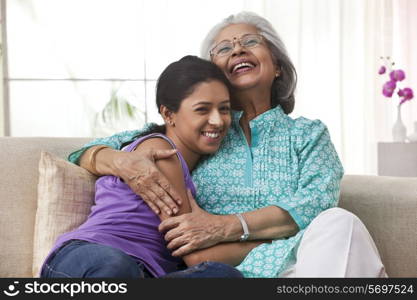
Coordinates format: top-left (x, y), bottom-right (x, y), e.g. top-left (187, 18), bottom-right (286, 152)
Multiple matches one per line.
top-left (126, 55), bottom-right (232, 145)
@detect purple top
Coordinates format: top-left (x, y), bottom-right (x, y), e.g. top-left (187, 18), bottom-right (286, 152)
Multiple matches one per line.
top-left (41, 133), bottom-right (196, 277)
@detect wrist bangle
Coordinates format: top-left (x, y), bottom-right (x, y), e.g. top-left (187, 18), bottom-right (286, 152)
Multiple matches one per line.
top-left (235, 213), bottom-right (250, 242)
top-left (89, 145), bottom-right (109, 175)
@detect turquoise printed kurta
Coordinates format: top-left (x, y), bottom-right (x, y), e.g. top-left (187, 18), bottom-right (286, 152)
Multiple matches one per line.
top-left (69, 105), bottom-right (344, 277)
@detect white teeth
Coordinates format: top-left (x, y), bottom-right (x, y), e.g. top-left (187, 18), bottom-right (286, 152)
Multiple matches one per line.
top-left (202, 131), bottom-right (219, 138)
top-left (232, 62), bottom-right (255, 73)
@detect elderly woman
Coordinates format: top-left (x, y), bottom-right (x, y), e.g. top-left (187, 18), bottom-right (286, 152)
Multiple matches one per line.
top-left (69, 12), bottom-right (387, 277)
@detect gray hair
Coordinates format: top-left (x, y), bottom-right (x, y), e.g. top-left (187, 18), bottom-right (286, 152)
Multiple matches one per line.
top-left (200, 11), bottom-right (297, 114)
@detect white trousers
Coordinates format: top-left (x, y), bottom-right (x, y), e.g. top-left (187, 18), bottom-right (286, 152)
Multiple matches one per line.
top-left (280, 207), bottom-right (388, 277)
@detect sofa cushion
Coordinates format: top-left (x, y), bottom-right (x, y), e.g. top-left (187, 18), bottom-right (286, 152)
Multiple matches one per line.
top-left (0, 137), bottom-right (91, 277)
top-left (32, 151), bottom-right (96, 277)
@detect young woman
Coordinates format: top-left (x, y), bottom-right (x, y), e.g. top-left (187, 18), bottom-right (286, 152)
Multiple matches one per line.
top-left (40, 56), bottom-right (244, 278)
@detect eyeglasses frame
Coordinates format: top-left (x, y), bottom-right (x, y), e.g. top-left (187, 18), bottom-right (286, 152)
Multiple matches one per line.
top-left (209, 33), bottom-right (264, 59)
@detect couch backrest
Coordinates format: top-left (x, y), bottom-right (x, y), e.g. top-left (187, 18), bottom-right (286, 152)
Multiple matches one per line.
top-left (0, 137), bottom-right (90, 277)
top-left (340, 175), bottom-right (417, 277)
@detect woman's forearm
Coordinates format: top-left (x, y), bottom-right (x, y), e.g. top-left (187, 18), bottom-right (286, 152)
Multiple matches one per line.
top-left (221, 206), bottom-right (299, 242)
top-left (160, 205), bottom-right (300, 257)
top-left (80, 145), bottom-right (182, 215)
top-left (183, 240), bottom-right (269, 267)
top-left (79, 145), bottom-right (120, 176)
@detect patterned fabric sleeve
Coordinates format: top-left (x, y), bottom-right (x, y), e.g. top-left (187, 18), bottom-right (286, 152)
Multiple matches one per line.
top-left (282, 119), bottom-right (344, 230)
top-left (68, 123), bottom-right (157, 165)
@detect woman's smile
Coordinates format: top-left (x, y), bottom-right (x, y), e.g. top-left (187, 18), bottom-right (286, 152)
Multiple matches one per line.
top-left (229, 58), bottom-right (257, 75)
top-left (200, 129), bottom-right (224, 145)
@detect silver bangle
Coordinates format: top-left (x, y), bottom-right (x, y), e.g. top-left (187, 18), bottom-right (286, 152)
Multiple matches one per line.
top-left (235, 213), bottom-right (250, 242)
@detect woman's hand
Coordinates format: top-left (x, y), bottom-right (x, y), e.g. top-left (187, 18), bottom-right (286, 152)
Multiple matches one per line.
top-left (114, 147), bottom-right (183, 216)
top-left (158, 190), bottom-right (228, 257)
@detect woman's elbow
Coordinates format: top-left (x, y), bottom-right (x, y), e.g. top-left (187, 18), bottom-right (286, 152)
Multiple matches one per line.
top-left (288, 223), bottom-right (300, 237)
top-left (284, 212), bottom-right (300, 237)
top-left (279, 220), bottom-right (300, 238)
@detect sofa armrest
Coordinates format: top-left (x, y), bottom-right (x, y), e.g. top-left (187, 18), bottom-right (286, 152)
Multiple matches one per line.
top-left (339, 175), bottom-right (417, 277)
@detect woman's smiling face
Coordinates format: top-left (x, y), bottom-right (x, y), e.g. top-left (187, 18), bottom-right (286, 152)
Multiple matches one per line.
top-left (169, 80), bottom-right (231, 155)
top-left (211, 24), bottom-right (277, 93)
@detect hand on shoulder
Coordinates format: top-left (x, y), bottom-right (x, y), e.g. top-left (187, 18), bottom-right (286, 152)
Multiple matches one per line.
top-left (135, 137), bottom-right (191, 220)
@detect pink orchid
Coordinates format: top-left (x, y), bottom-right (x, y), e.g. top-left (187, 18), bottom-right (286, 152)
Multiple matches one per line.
top-left (378, 66), bottom-right (386, 75)
top-left (389, 69), bottom-right (405, 82)
top-left (382, 81), bottom-right (396, 97)
top-left (378, 57), bottom-right (414, 106)
top-left (398, 88), bottom-right (414, 105)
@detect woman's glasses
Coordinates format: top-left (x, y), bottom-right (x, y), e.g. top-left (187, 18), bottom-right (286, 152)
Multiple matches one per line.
top-left (210, 34), bottom-right (264, 59)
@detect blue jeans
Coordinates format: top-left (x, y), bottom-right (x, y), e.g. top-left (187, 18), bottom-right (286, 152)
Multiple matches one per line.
top-left (41, 240), bottom-right (152, 278)
top-left (41, 240), bottom-right (243, 278)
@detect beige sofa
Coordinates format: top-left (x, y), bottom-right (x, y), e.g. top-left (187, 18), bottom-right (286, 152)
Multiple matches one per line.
top-left (0, 137), bottom-right (416, 277)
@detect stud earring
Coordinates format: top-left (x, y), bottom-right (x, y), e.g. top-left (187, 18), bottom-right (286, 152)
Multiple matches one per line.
top-left (275, 70), bottom-right (280, 78)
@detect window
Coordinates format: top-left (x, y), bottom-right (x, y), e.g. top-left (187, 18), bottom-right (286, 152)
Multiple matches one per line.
top-left (4, 0), bottom-right (252, 137)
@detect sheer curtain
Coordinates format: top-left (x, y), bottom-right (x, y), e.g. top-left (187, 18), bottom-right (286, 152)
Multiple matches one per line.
top-left (394, 0), bottom-right (417, 137)
top-left (260, 0), bottom-right (415, 175)
top-left (4, 0), bottom-right (415, 174)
